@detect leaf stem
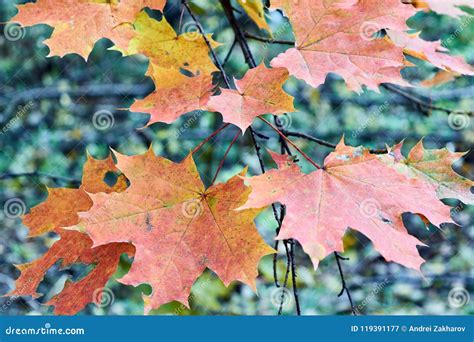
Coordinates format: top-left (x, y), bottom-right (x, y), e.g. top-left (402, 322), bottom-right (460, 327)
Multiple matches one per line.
top-left (191, 123), bottom-right (230, 155)
top-left (211, 130), bottom-right (240, 184)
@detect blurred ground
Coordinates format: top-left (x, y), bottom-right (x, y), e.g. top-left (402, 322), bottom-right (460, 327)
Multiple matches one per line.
top-left (0, 0), bottom-right (473, 315)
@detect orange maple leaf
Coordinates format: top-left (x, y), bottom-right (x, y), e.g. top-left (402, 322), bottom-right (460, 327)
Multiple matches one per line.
top-left (207, 64), bottom-right (295, 131)
top-left (130, 67), bottom-right (214, 126)
top-left (9, 230), bottom-right (134, 315)
top-left (23, 153), bottom-right (127, 237)
top-left (12, 0), bottom-right (166, 58)
top-left (9, 154), bottom-right (133, 315)
top-left (68, 149), bottom-right (275, 313)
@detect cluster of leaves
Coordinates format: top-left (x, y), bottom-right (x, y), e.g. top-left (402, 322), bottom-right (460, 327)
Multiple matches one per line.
top-left (6, 0), bottom-right (474, 314)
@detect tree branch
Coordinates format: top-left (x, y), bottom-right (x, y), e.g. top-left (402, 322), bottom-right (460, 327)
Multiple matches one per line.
top-left (219, 0), bottom-right (306, 314)
top-left (283, 130), bottom-right (388, 154)
top-left (220, 0), bottom-right (257, 68)
top-left (182, 0), bottom-right (232, 89)
top-left (382, 84), bottom-right (473, 116)
top-left (244, 32), bottom-right (295, 45)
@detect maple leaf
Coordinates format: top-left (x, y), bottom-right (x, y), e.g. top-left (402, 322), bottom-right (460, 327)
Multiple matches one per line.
top-left (386, 140), bottom-right (474, 205)
top-left (207, 64), bottom-right (295, 131)
top-left (237, 0), bottom-right (271, 32)
top-left (22, 153), bottom-right (127, 237)
top-left (68, 149), bottom-right (274, 313)
top-left (130, 67), bottom-right (213, 126)
top-left (12, 0), bottom-right (165, 59)
top-left (9, 154), bottom-right (133, 315)
top-left (411, 0), bottom-right (474, 18)
top-left (238, 139), bottom-right (471, 271)
top-left (8, 230), bottom-right (134, 315)
top-left (387, 30), bottom-right (474, 76)
top-left (114, 11), bottom-right (220, 78)
top-left (269, 0), bottom-right (416, 92)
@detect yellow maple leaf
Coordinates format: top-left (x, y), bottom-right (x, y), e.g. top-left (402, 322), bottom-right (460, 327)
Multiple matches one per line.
top-left (114, 12), bottom-right (220, 78)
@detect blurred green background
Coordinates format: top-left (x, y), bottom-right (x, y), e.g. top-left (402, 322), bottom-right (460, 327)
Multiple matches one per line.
top-left (0, 0), bottom-right (473, 315)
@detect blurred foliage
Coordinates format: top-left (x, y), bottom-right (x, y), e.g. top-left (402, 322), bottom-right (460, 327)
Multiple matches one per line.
top-left (0, 0), bottom-right (473, 316)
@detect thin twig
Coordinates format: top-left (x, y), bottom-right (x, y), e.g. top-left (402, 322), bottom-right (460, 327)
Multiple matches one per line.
top-left (278, 240), bottom-right (291, 315)
top-left (334, 252), bottom-right (357, 315)
top-left (182, 0), bottom-right (232, 88)
top-left (289, 241), bottom-right (301, 315)
top-left (221, 0), bottom-right (258, 68)
top-left (211, 130), bottom-right (240, 184)
top-left (275, 123), bottom-right (301, 315)
top-left (273, 205), bottom-right (286, 288)
top-left (283, 130), bottom-right (388, 154)
top-left (252, 130), bottom-right (269, 140)
top-left (258, 117), bottom-right (322, 169)
top-left (249, 126), bottom-right (282, 232)
top-left (244, 32), bottom-right (295, 45)
top-left (382, 84), bottom-right (473, 116)
top-left (223, 38), bottom-right (237, 66)
top-left (178, 6), bottom-right (186, 33)
top-left (220, 1), bottom-right (304, 314)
